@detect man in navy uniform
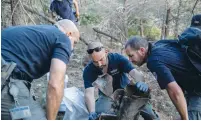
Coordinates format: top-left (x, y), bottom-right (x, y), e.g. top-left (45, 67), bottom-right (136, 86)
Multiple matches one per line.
top-left (1, 19), bottom-right (80, 120)
top-left (83, 42), bottom-right (159, 120)
top-left (125, 34), bottom-right (201, 119)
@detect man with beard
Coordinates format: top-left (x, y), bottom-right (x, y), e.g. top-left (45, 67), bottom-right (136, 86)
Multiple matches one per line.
top-left (83, 42), bottom-right (159, 120)
top-left (125, 35), bottom-right (201, 120)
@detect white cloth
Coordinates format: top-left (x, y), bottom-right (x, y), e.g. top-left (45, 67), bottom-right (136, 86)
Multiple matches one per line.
top-left (63, 87), bottom-right (89, 120)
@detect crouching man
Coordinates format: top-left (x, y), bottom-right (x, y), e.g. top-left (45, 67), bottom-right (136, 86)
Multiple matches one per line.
top-left (125, 36), bottom-right (201, 120)
top-left (83, 42), bottom-right (159, 120)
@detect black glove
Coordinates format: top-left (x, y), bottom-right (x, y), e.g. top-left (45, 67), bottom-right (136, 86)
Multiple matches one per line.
top-left (88, 112), bottom-right (99, 120)
top-left (135, 81), bottom-right (149, 93)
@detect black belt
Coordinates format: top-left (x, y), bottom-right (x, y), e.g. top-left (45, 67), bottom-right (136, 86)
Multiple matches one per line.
top-left (10, 68), bottom-right (32, 82)
top-left (185, 90), bottom-right (201, 96)
top-left (10, 71), bottom-right (32, 90)
top-left (2, 68), bottom-right (32, 91)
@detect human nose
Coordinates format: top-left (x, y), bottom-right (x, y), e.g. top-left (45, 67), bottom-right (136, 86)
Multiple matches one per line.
top-left (98, 61), bottom-right (102, 67)
top-left (129, 57), bottom-right (132, 61)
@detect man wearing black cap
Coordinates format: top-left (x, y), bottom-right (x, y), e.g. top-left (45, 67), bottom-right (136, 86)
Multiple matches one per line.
top-left (191, 14), bottom-right (201, 29)
top-left (181, 14), bottom-right (201, 74)
top-left (83, 42), bottom-right (159, 120)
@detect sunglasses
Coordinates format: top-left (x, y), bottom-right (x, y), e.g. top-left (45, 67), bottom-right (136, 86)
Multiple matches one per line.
top-left (128, 54), bottom-right (133, 58)
top-left (87, 47), bottom-right (103, 54)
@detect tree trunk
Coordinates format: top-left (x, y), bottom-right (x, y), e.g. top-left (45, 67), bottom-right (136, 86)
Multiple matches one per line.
top-left (122, 0), bottom-right (128, 40)
top-left (174, 0), bottom-right (182, 38)
top-left (139, 19), bottom-right (144, 37)
top-left (161, 19), bottom-right (165, 39)
top-left (10, 0), bottom-right (25, 26)
top-left (164, 8), bottom-right (170, 39)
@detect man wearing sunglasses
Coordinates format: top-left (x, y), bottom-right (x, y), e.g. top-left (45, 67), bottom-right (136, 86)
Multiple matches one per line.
top-left (83, 42), bottom-right (159, 120)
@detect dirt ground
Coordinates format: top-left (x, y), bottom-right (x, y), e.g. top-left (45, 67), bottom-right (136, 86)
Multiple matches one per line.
top-left (32, 41), bottom-right (179, 120)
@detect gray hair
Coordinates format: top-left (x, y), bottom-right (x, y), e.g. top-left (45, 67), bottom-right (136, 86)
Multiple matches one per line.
top-left (55, 19), bottom-right (78, 33)
top-left (125, 36), bottom-right (148, 50)
top-left (87, 42), bottom-right (103, 50)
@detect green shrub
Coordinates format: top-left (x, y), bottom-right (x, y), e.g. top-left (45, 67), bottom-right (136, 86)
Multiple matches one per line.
top-left (144, 26), bottom-right (161, 40)
top-left (80, 13), bottom-right (102, 25)
top-left (128, 27), bottom-right (138, 37)
top-left (128, 26), bottom-right (160, 41)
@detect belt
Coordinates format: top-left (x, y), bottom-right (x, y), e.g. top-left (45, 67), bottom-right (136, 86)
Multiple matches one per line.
top-left (186, 90), bottom-right (201, 96)
top-left (10, 68), bottom-right (32, 82)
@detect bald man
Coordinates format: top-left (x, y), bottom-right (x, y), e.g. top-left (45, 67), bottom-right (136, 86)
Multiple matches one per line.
top-left (83, 42), bottom-right (159, 120)
top-left (1, 19), bottom-right (80, 120)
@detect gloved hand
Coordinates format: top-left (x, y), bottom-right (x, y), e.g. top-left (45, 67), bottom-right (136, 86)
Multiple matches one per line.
top-left (88, 112), bottom-right (99, 120)
top-left (135, 81), bottom-right (149, 93)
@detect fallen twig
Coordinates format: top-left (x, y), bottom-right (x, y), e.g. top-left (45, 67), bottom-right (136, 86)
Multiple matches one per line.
top-left (93, 28), bottom-right (120, 42)
top-left (80, 36), bottom-right (88, 45)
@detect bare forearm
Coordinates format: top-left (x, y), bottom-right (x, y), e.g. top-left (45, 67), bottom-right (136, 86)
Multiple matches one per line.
top-left (85, 94), bottom-right (95, 113)
top-left (46, 84), bottom-right (64, 120)
top-left (73, 0), bottom-right (79, 16)
top-left (167, 88), bottom-right (188, 120)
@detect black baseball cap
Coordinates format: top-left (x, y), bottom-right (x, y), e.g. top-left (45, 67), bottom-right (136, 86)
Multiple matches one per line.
top-left (191, 14), bottom-right (201, 28)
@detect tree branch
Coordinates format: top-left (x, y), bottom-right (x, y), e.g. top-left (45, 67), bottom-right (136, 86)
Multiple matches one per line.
top-left (80, 36), bottom-right (88, 45)
top-left (19, 0), bottom-right (36, 25)
top-left (192, 0), bottom-right (199, 15)
top-left (23, 4), bottom-right (56, 24)
top-left (93, 28), bottom-right (120, 42)
top-left (11, 0), bottom-right (20, 24)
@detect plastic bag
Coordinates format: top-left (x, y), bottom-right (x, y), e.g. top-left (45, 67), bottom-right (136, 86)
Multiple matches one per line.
top-left (63, 87), bottom-right (89, 120)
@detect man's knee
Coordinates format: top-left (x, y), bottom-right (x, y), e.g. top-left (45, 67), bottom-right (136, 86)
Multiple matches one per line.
top-left (1, 98), bottom-right (15, 120)
top-left (187, 95), bottom-right (201, 120)
top-left (188, 111), bottom-right (201, 120)
top-left (24, 101), bottom-right (46, 120)
top-left (140, 103), bottom-right (160, 120)
top-left (1, 79), bottom-right (46, 120)
top-left (95, 95), bottom-right (113, 114)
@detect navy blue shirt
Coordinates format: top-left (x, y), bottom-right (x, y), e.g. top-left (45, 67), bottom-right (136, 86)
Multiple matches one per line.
top-left (2, 25), bottom-right (72, 80)
top-left (147, 40), bottom-right (201, 92)
top-left (83, 53), bottom-right (135, 91)
top-left (50, 0), bottom-right (75, 21)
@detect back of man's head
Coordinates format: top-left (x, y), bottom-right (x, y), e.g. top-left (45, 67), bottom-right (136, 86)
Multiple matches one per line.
top-left (55, 19), bottom-right (80, 44)
top-left (87, 42), bottom-right (103, 50)
top-left (55, 19), bottom-right (79, 33)
top-left (125, 36), bottom-right (148, 50)
top-left (191, 14), bottom-right (201, 29)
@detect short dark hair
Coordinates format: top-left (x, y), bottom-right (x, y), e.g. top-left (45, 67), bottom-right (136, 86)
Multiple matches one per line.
top-left (125, 36), bottom-right (148, 50)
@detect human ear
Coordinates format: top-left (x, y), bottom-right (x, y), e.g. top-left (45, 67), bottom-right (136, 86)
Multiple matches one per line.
top-left (105, 49), bottom-right (109, 54)
top-left (66, 32), bottom-right (72, 36)
top-left (138, 47), bottom-right (146, 55)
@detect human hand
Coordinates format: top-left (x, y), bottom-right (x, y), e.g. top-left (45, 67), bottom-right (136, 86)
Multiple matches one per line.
top-left (88, 112), bottom-right (99, 120)
top-left (135, 81), bottom-right (149, 93)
